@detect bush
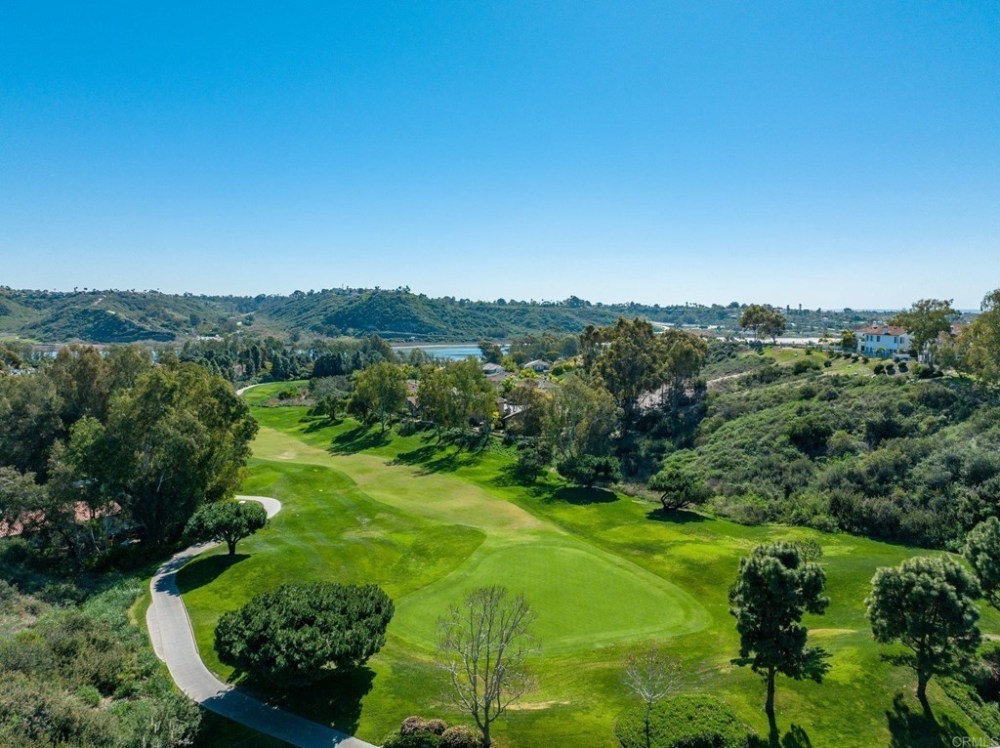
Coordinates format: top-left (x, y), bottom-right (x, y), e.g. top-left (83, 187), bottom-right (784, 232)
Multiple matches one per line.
top-left (792, 358), bottom-right (821, 375)
top-left (556, 454), bottom-right (621, 488)
top-left (823, 358), bottom-right (833, 368)
top-left (614, 694), bottom-right (756, 748)
top-left (873, 363), bottom-right (885, 375)
top-left (215, 583), bottom-right (394, 686)
top-left (384, 733), bottom-right (441, 748)
top-left (441, 725), bottom-right (481, 748)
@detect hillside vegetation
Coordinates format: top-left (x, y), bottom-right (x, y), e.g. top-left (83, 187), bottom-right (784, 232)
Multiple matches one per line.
top-left (0, 287), bottom-right (885, 344)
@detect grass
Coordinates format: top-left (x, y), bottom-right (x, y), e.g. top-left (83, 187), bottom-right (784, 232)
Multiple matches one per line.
top-left (182, 382), bottom-right (998, 747)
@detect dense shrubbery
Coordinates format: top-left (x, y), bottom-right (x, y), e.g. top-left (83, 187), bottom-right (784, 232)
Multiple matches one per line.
top-left (215, 582), bottom-right (394, 686)
top-left (680, 373), bottom-right (1000, 547)
top-left (614, 694), bottom-right (757, 748)
top-left (0, 579), bottom-right (200, 747)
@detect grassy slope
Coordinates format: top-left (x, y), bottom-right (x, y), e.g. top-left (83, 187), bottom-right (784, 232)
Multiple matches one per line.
top-left (182, 384), bottom-right (997, 747)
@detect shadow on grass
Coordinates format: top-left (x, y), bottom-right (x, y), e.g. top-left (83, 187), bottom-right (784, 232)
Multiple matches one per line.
top-left (303, 415), bottom-right (340, 433)
top-left (542, 486), bottom-right (618, 505)
top-left (885, 692), bottom-right (968, 748)
top-left (391, 434), bottom-right (486, 475)
top-left (233, 666), bottom-right (376, 737)
top-left (780, 724), bottom-right (812, 748)
top-left (645, 507), bottom-right (707, 524)
top-left (328, 425), bottom-right (390, 455)
top-left (176, 554), bottom-right (249, 594)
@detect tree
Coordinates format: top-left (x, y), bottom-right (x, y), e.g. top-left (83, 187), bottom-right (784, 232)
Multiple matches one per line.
top-left (740, 305), bottom-right (786, 342)
top-left (591, 318), bottom-right (661, 427)
top-left (622, 645), bottom-right (680, 748)
top-left (556, 454), bottom-right (621, 488)
top-left (890, 298), bottom-right (959, 360)
top-left (866, 555), bottom-right (980, 711)
top-left (350, 361), bottom-right (407, 432)
top-left (964, 517), bottom-right (1000, 609)
top-left (185, 499), bottom-right (267, 555)
top-left (215, 582), bottom-right (394, 686)
top-left (543, 374), bottom-right (617, 462)
top-left (729, 542), bottom-right (829, 731)
top-left (478, 341), bottom-right (504, 365)
top-left (0, 372), bottom-right (64, 477)
top-left (102, 364), bottom-right (258, 546)
top-left (438, 586), bottom-right (535, 748)
top-left (840, 330), bottom-right (857, 351)
top-left (955, 289), bottom-right (1000, 384)
top-left (648, 460), bottom-right (709, 511)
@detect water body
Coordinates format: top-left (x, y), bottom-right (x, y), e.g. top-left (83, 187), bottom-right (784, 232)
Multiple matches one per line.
top-left (393, 344), bottom-right (486, 361)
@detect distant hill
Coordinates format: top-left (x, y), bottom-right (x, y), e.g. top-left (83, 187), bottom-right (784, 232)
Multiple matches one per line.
top-left (0, 287), bottom-right (889, 344)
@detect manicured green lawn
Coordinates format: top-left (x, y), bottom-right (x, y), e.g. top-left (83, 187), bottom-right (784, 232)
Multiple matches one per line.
top-left (182, 383), bottom-right (998, 747)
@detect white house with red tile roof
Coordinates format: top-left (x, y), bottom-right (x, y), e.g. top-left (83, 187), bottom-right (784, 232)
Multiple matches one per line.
top-left (855, 323), bottom-right (913, 358)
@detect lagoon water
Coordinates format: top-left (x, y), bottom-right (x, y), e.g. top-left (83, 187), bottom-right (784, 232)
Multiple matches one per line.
top-left (393, 344), bottom-right (484, 361)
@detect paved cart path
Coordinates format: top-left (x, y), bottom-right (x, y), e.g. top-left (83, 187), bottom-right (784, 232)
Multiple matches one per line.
top-left (146, 495), bottom-right (377, 748)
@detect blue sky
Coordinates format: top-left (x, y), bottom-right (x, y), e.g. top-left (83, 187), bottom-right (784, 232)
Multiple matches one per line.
top-left (2, 2), bottom-right (998, 309)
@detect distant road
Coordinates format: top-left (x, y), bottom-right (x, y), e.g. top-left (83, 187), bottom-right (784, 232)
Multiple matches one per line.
top-left (146, 495), bottom-right (378, 748)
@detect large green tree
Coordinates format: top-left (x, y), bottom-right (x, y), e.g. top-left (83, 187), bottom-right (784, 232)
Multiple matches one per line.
top-left (417, 358), bottom-right (496, 432)
top-left (889, 298), bottom-right (959, 359)
top-left (184, 499), bottom-right (267, 555)
top-left (740, 305), bottom-right (786, 342)
top-left (866, 555), bottom-right (981, 710)
top-left (0, 372), bottom-right (64, 477)
top-left (964, 517), bottom-right (1000, 609)
top-left (215, 582), bottom-right (394, 686)
top-left (729, 542), bottom-right (829, 730)
top-left (956, 289), bottom-right (1000, 383)
top-left (543, 373), bottom-right (618, 462)
top-left (350, 361), bottom-right (407, 432)
top-left (102, 364), bottom-right (258, 546)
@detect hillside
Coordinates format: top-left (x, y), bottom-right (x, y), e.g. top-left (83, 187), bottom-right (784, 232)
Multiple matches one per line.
top-left (0, 286), bottom-right (890, 344)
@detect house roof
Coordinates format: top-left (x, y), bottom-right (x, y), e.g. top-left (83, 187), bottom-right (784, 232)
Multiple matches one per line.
top-left (855, 324), bottom-right (908, 336)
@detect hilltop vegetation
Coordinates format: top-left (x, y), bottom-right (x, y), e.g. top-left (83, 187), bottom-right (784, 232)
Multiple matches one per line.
top-left (0, 286), bottom-right (888, 344)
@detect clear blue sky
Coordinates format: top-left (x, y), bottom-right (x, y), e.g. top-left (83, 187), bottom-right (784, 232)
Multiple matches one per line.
top-left (2, 2), bottom-right (998, 309)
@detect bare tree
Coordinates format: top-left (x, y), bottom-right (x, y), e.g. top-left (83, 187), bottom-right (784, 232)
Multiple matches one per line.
top-left (437, 585), bottom-right (536, 747)
top-left (623, 645), bottom-right (681, 748)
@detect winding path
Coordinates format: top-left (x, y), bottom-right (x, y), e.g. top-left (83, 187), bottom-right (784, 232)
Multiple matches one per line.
top-left (146, 495), bottom-right (377, 748)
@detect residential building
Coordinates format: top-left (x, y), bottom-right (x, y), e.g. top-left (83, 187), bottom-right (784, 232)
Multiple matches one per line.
top-left (855, 323), bottom-right (912, 358)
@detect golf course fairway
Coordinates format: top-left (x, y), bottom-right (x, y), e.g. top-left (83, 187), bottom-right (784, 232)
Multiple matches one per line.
top-left (178, 383), bottom-right (1000, 748)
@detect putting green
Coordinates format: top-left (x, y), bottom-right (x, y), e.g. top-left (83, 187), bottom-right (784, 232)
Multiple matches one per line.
top-left (394, 539), bottom-right (710, 654)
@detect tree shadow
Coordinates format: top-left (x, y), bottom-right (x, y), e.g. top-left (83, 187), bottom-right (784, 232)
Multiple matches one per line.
top-left (391, 439), bottom-right (481, 475)
top-left (304, 415), bottom-right (340, 433)
top-left (645, 507), bottom-right (707, 524)
top-left (328, 425), bottom-right (389, 454)
top-left (549, 486), bottom-right (618, 505)
top-left (176, 554), bottom-right (249, 594)
top-left (886, 692), bottom-right (969, 748)
top-left (246, 666), bottom-right (377, 736)
top-left (780, 724), bottom-right (812, 748)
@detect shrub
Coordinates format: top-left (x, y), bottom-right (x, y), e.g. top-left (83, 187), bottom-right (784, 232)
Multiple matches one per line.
top-left (215, 583), bottom-right (394, 686)
top-left (614, 694), bottom-right (756, 748)
top-left (383, 734), bottom-right (442, 748)
top-left (556, 454), bottom-right (621, 488)
top-left (873, 363), bottom-right (885, 375)
top-left (823, 359), bottom-right (833, 368)
top-left (401, 716), bottom-right (431, 735)
top-left (441, 725), bottom-right (481, 748)
top-left (792, 358), bottom-right (821, 375)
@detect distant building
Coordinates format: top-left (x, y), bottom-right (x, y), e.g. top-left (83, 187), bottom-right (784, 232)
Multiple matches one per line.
top-left (855, 323), bottom-right (912, 358)
top-left (482, 363), bottom-right (505, 376)
top-left (523, 359), bottom-right (551, 373)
